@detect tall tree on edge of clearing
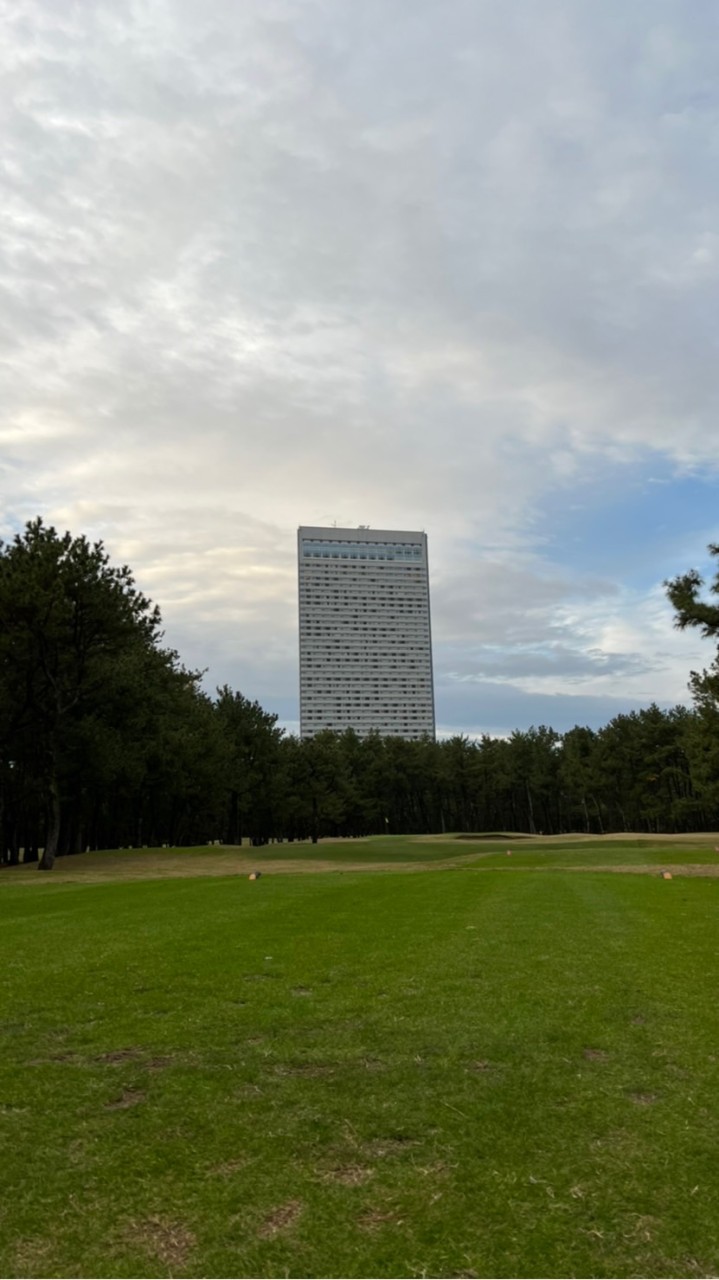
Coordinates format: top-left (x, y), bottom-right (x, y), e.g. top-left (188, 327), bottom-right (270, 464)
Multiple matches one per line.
top-left (0, 519), bottom-right (163, 869)
top-left (666, 546), bottom-right (719, 819)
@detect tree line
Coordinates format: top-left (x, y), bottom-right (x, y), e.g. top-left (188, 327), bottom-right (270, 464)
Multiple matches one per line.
top-left (2, 519), bottom-right (719, 869)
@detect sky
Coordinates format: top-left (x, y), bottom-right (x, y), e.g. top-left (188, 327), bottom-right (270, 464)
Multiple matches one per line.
top-left (2, 0), bottom-right (719, 738)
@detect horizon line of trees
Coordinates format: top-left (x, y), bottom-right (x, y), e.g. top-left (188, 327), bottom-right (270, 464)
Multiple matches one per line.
top-left (3, 519), bottom-right (719, 869)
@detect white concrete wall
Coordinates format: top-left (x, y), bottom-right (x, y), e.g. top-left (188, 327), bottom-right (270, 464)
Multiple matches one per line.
top-left (298, 526), bottom-right (435, 740)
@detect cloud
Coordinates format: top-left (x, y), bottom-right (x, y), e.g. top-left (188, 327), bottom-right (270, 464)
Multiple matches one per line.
top-left (1, 0), bottom-right (718, 734)
top-left (443, 644), bottom-right (653, 685)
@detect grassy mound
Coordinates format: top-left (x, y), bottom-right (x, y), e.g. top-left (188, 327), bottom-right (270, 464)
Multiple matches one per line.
top-left (454, 831), bottom-right (533, 840)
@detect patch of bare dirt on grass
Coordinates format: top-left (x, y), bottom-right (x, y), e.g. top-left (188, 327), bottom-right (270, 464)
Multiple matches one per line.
top-left (320, 1163), bottom-right (374, 1186)
top-left (208, 1156), bottom-right (250, 1177)
top-left (583, 1048), bottom-right (610, 1062)
top-left (95, 1047), bottom-right (144, 1064)
top-left (105, 1088), bottom-right (145, 1110)
top-left (274, 1061), bottom-right (335, 1078)
top-left (590, 1126), bottom-right (643, 1158)
top-left (257, 1200), bottom-right (303, 1239)
top-left (30, 1047), bottom-right (179, 1072)
top-left (415, 1159), bottom-right (453, 1179)
top-left (28, 1050), bottom-right (81, 1065)
top-left (234, 1083), bottom-right (264, 1098)
top-left (628, 1090), bottom-right (660, 1105)
top-left (146, 1055), bottom-right (177, 1072)
top-left (124, 1216), bottom-right (196, 1269)
top-left (357, 1205), bottom-right (404, 1231)
top-left (683, 1257), bottom-right (719, 1278)
top-left (363, 1135), bottom-right (420, 1158)
top-left (361, 1055), bottom-right (385, 1071)
top-left (98, 1048), bottom-right (189, 1072)
top-left (624, 1213), bottom-right (662, 1243)
top-left (13, 1236), bottom-right (54, 1273)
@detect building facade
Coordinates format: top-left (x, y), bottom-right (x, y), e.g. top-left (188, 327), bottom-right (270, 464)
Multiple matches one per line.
top-left (298, 525), bottom-right (435, 740)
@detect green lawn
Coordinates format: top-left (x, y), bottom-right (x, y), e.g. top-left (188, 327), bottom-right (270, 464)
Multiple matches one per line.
top-left (461, 837), bottom-right (719, 871)
top-left (1, 857), bottom-right (718, 1277)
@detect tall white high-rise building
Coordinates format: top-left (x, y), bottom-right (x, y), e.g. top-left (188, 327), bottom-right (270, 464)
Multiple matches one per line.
top-left (298, 526), bottom-right (435, 740)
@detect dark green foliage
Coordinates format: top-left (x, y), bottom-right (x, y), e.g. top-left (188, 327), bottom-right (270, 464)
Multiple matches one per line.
top-left (0, 520), bottom-right (219, 866)
top-left (665, 545), bottom-right (719, 820)
top-left (215, 687), bottom-right (283, 845)
top-left (665, 546), bottom-right (719, 640)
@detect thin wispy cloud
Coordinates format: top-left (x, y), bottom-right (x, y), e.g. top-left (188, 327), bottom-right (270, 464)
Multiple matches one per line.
top-left (1, 0), bottom-right (717, 734)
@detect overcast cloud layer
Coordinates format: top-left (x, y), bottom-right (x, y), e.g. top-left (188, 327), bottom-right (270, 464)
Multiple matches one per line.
top-left (2, 0), bottom-right (718, 736)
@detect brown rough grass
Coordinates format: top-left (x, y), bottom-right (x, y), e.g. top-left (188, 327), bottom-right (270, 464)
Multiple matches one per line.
top-left (124, 1216), bottom-right (196, 1269)
top-left (4, 832), bottom-right (719, 886)
top-left (12, 1237), bottom-right (53, 1274)
top-left (257, 1200), bottom-right (303, 1239)
top-left (357, 1205), bottom-right (404, 1231)
top-left (104, 1088), bottom-right (145, 1110)
top-left (320, 1164), bottom-right (374, 1186)
top-left (0, 846), bottom-right (440, 884)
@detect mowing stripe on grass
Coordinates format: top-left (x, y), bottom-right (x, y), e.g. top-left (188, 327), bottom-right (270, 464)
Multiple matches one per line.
top-left (1, 869), bottom-right (718, 1278)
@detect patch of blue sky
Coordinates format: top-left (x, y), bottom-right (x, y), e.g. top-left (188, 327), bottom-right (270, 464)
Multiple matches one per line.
top-left (437, 681), bottom-right (681, 739)
top-left (0, 512), bottom-right (32, 543)
top-left (531, 456), bottom-right (719, 589)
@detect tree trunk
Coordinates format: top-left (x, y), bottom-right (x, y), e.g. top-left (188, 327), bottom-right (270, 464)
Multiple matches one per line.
top-left (39, 772), bottom-right (61, 870)
top-left (227, 790), bottom-right (239, 845)
top-left (582, 795), bottom-right (590, 833)
top-left (2, 808), bottom-right (19, 865)
top-left (525, 780), bottom-right (537, 835)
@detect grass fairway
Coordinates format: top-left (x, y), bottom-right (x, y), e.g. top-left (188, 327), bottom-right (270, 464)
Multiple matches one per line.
top-left (1, 852), bottom-right (719, 1277)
